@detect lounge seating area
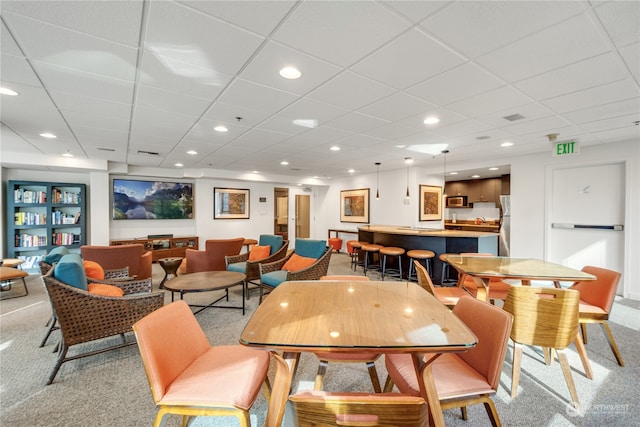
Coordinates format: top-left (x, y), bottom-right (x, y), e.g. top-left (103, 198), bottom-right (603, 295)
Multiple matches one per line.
top-left (1, 252), bottom-right (637, 426)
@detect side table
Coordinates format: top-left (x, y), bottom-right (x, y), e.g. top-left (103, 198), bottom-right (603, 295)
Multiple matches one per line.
top-left (158, 257), bottom-right (183, 289)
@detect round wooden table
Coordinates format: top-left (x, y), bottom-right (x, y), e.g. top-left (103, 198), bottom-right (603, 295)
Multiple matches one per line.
top-left (164, 271), bottom-right (246, 315)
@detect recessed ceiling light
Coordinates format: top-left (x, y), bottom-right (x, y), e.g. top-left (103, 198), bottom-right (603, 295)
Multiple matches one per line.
top-left (449, 171), bottom-right (458, 175)
top-left (501, 142), bottom-right (514, 147)
top-left (404, 157), bottom-right (414, 164)
top-left (252, 171), bottom-right (260, 174)
top-left (330, 146), bottom-right (340, 151)
top-left (280, 161), bottom-right (289, 165)
top-left (489, 167), bottom-right (498, 171)
top-left (292, 119), bottom-right (317, 128)
top-left (0, 87), bottom-right (18, 96)
top-left (40, 133), bottom-right (57, 139)
top-left (214, 125), bottom-right (228, 132)
top-left (471, 174), bottom-right (480, 178)
top-left (348, 169), bottom-right (355, 174)
top-left (62, 152), bottom-right (73, 158)
top-left (187, 150), bottom-right (197, 155)
top-left (423, 116), bottom-right (440, 125)
top-left (174, 163), bottom-right (184, 167)
top-left (279, 66), bottom-right (301, 79)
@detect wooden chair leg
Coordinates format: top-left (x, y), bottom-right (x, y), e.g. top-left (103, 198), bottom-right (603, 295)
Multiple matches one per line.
top-left (600, 321), bottom-right (624, 366)
top-left (366, 361), bottom-right (382, 393)
top-left (383, 375), bottom-right (394, 393)
top-left (314, 360), bottom-right (328, 390)
top-left (580, 323), bottom-right (588, 344)
top-left (557, 349), bottom-right (580, 408)
top-left (573, 333), bottom-right (593, 379)
top-left (482, 397), bottom-right (501, 427)
top-left (460, 406), bottom-right (468, 420)
top-left (511, 343), bottom-right (523, 398)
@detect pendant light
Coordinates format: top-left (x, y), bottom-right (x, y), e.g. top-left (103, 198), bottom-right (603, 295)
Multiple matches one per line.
top-left (404, 157), bottom-right (413, 201)
top-left (375, 162), bottom-right (381, 199)
top-left (442, 149), bottom-right (449, 194)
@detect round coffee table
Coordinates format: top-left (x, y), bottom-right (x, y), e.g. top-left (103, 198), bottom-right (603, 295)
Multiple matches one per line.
top-left (158, 257), bottom-right (183, 289)
top-left (164, 271), bottom-right (246, 315)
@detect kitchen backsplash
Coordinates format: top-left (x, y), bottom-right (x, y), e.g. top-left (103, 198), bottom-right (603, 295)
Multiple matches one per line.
top-left (445, 202), bottom-right (500, 222)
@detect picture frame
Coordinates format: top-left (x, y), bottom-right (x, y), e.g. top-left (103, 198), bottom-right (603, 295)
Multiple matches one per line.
top-left (214, 187), bottom-right (250, 219)
top-left (419, 185), bottom-right (442, 221)
top-left (340, 188), bottom-right (370, 223)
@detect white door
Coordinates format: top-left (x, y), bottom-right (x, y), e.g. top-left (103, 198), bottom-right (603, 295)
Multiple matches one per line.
top-left (547, 162), bottom-right (625, 293)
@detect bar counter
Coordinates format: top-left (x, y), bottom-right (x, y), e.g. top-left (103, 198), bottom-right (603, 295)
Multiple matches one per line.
top-left (357, 225), bottom-right (498, 284)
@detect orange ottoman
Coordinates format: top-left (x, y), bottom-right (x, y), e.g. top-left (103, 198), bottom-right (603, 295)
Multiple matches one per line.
top-left (328, 238), bottom-right (343, 252)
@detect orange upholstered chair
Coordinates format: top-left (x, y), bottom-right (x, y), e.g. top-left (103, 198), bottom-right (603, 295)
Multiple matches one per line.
top-left (184, 238), bottom-right (244, 273)
top-left (413, 260), bottom-right (469, 308)
top-left (133, 300), bottom-right (270, 427)
top-left (81, 244), bottom-right (152, 279)
top-left (384, 295), bottom-right (513, 426)
top-left (314, 275), bottom-right (381, 393)
top-left (570, 266), bottom-right (624, 366)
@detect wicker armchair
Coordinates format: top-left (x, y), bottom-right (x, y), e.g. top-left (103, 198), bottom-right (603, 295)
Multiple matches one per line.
top-left (259, 240), bottom-right (332, 303)
top-left (226, 235), bottom-right (289, 299)
top-left (41, 266), bottom-right (163, 384)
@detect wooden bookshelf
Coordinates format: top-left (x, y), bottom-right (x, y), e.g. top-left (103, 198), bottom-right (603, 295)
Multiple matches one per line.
top-left (110, 236), bottom-right (199, 262)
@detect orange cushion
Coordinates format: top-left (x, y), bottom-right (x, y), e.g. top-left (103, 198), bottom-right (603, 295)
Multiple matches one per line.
top-left (282, 254), bottom-right (316, 272)
top-left (178, 259), bottom-right (187, 275)
top-left (88, 283), bottom-right (124, 297)
top-left (249, 245), bottom-right (271, 261)
top-left (83, 260), bottom-right (105, 280)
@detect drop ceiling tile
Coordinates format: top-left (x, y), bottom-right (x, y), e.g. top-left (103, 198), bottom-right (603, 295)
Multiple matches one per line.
top-left (257, 115), bottom-right (311, 136)
top-left (179, 0), bottom-right (296, 36)
top-left (514, 53), bottom-right (629, 100)
top-left (476, 102), bottom-right (555, 128)
top-left (50, 90), bottom-right (131, 121)
top-left (382, 1), bottom-right (452, 24)
top-left (593, 1), bottom-right (640, 47)
top-left (422, 1), bottom-right (584, 58)
top-left (217, 79), bottom-right (299, 115)
top-left (139, 51), bottom-right (232, 100)
top-left (542, 79), bottom-right (640, 113)
top-left (307, 71), bottom-right (395, 111)
top-left (1, 1), bottom-right (143, 47)
top-left (63, 111), bottom-right (130, 134)
top-left (73, 126), bottom-right (129, 148)
top-left (239, 42), bottom-right (342, 95)
top-left (325, 112), bottom-right (388, 134)
top-left (562, 99), bottom-right (640, 125)
top-left (429, 119), bottom-right (493, 140)
top-left (578, 113), bottom-right (640, 133)
top-left (359, 92), bottom-right (436, 122)
top-left (362, 122), bottom-right (424, 140)
top-left (446, 86), bottom-right (532, 117)
top-left (351, 28), bottom-right (466, 90)
top-left (499, 115), bottom-right (571, 137)
top-left (136, 84), bottom-right (211, 116)
top-left (0, 53), bottom-right (41, 87)
top-left (3, 12), bottom-right (138, 81)
top-left (406, 63), bottom-right (505, 106)
top-left (200, 101), bottom-right (272, 128)
top-left (295, 126), bottom-right (351, 143)
top-left (32, 61), bottom-right (134, 104)
top-left (273, 1), bottom-right (409, 67)
top-left (279, 98), bottom-right (350, 124)
top-left (145, 1), bottom-right (264, 75)
top-left (477, 14), bottom-right (611, 82)
top-left (619, 42), bottom-right (640, 78)
top-left (232, 128), bottom-right (291, 148)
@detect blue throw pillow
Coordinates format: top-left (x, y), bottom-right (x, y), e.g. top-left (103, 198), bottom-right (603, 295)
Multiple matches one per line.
top-left (43, 246), bottom-right (70, 265)
top-left (53, 254), bottom-right (88, 290)
top-left (294, 239), bottom-right (327, 259)
top-left (259, 235), bottom-right (283, 255)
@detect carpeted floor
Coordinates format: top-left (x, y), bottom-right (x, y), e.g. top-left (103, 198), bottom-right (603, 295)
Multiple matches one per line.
top-left (1, 252), bottom-right (638, 426)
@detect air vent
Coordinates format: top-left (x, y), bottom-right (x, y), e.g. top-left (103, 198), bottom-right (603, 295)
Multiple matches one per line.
top-left (475, 135), bottom-right (491, 140)
top-left (137, 150), bottom-right (159, 156)
top-left (290, 167), bottom-right (302, 171)
top-left (503, 113), bottom-right (525, 121)
top-left (97, 147), bottom-right (115, 152)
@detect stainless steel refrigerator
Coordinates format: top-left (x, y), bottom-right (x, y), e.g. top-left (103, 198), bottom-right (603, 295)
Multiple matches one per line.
top-left (499, 195), bottom-right (510, 256)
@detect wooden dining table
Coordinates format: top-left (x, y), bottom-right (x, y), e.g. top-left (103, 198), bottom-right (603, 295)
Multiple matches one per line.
top-left (239, 279), bottom-right (478, 427)
top-left (445, 256), bottom-right (596, 302)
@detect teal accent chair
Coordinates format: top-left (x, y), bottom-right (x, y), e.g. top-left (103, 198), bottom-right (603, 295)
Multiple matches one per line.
top-left (258, 239), bottom-right (332, 303)
top-left (226, 235), bottom-right (289, 299)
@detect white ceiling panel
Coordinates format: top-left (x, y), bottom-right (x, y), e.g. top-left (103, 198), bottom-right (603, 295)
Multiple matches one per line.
top-left (352, 28), bottom-right (466, 90)
top-left (1, 1), bottom-right (638, 178)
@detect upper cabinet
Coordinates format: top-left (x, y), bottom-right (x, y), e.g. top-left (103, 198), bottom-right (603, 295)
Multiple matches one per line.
top-left (445, 176), bottom-right (508, 204)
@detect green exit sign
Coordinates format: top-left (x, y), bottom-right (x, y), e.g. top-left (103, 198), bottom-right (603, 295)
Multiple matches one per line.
top-left (554, 140), bottom-right (580, 156)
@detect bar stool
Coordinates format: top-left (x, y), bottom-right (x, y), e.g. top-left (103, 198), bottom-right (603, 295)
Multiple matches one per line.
top-left (439, 253), bottom-right (458, 286)
top-left (380, 246), bottom-right (405, 281)
top-left (347, 241), bottom-right (362, 271)
top-left (406, 249), bottom-right (435, 282)
top-left (361, 243), bottom-right (384, 276)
